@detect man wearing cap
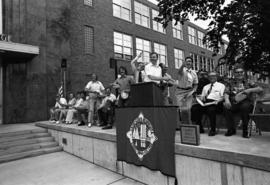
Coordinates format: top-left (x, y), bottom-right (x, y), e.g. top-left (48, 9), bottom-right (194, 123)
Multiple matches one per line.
top-left (197, 72), bottom-right (225, 136)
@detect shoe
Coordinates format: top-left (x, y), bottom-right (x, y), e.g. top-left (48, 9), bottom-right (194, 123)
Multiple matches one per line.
top-left (78, 121), bottom-right (85, 126)
top-left (200, 128), bottom-right (205, 134)
top-left (242, 132), bottom-right (249, 138)
top-left (56, 121), bottom-right (60, 124)
top-left (102, 125), bottom-right (112, 130)
top-left (88, 123), bottom-right (92, 127)
top-left (208, 130), bottom-right (216, 136)
top-left (225, 129), bottom-right (236, 136)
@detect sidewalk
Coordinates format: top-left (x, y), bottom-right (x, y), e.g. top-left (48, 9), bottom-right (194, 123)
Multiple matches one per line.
top-left (0, 152), bottom-right (144, 185)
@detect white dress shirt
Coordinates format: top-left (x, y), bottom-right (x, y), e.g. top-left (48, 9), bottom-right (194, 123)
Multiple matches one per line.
top-left (201, 82), bottom-right (225, 101)
top-left (143, 63), bottom-right (162, 84)
top-left (85, 81), bottom-right (105, 94)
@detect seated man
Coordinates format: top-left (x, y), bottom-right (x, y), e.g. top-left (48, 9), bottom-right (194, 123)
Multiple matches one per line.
top-left (192, 72), bottom-right (225, 136)
top-left (75, 91), bottom-right (89, 126)
top-left (49, 95), bottom-right (67, 122)
top-left (97, 87), bottom-right (116, 129)
top-left (223, 66), bottom-right (263, 138)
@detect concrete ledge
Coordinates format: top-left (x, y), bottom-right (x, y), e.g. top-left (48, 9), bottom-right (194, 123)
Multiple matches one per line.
top-left (36, 121), bottom-right (270, 185)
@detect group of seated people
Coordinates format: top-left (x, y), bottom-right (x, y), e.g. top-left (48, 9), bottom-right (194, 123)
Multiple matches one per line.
top-left (49, 51), bottom-right (264, 137)
top-left (49, 85), bottom-right (116, 130)
top-left (190, 66), bottom-right (263, 138)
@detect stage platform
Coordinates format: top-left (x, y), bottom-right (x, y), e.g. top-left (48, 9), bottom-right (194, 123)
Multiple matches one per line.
top-left (36, 121), bottom-right (270, 185)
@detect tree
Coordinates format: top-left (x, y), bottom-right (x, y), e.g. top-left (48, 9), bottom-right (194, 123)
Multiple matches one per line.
top-left (156, 0), bottom-right (270, 78)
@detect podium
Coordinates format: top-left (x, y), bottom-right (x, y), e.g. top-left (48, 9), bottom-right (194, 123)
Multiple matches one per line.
top-left (129, 82), bottom-right (164, 106)
top-left (116, 82), bottom-right (178, 177)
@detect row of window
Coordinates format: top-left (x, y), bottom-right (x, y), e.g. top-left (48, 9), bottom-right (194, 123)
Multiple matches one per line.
top-left (84, 26), bottom-right (215, 71)
top-left (112, 0), bottom-right (224, 54)
top-left (113, 31), bottom-right (217, 71)
top-left (190, 53), bottom-right (215, 72)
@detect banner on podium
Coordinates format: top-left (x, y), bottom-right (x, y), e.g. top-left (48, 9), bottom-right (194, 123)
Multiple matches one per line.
top-left (116, 107), bottom-right (177, 177)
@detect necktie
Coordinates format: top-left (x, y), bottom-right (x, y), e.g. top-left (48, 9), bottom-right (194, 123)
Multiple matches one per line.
top-left (206, 83), bottom-right (214, 97)
top-left (138, 71), bottom-right (143, 83)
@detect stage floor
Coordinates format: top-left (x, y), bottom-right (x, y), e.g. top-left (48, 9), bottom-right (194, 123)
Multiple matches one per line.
top-left (36, 121), bottom-right (270, 172)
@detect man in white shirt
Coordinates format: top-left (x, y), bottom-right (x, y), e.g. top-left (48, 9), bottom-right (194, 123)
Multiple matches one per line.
top-left (85, 73), bottom-right (105, 127)
top-left (143, 52), bottom-right (172, 84)
top-left (196, 72), bottom-right (225, 136)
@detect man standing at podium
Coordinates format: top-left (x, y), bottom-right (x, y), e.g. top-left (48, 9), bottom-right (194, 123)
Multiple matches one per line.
top-left (144, 52), bottom-right (172, 84)
top-left (174, 56), bottom-right (198, 125)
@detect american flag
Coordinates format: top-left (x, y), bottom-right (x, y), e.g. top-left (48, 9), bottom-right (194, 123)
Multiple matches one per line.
top-left (58, 84), bottom-right (64, 97)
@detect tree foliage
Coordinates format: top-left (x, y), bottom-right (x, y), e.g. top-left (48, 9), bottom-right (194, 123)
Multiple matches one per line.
top-left (156, 0), bottom-right (270, 78)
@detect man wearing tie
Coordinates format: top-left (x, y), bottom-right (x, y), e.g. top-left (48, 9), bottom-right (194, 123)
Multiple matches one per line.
top-left (197, 72), bottom-right (225, 136)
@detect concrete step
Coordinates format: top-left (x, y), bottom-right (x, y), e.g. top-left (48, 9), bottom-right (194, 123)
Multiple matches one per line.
top-left (0, 141), bottom-right (58, 156)
top-left (0, 146), bottom-right (63, 164)
top-left (0, 137), bottom-right (54, 150)
top-left (0, 128), bottom-right (47, 138)
top-left (0, 132), bottom-right (50, 143)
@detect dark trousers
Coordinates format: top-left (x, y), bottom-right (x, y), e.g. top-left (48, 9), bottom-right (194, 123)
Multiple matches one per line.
top-left (77, 109), bottom-right (88, 124)
top-left (118, 97), bottom-right (129, 107)
top-left (192, 100), bottom-right (223, 132)
top-left (98, 107), bottom-right (114, 126)
top-left (223, 99), bottom-right (253, 134)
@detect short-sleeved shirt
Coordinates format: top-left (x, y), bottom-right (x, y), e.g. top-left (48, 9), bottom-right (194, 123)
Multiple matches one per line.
top-left (224, 79), bottom-right (258, 103)
top-left (201, 82), bottom-right (225, 101)
top-left (55, 97), bottom-right (67, 108)
top-left (177, 67), bottom-right (198, 89)
top-left (85, 81), bottom-right (105, 94)
top-left (144, 63), bottom-right (162, 84)
top-left (114, 75), bottom-right (134, 91)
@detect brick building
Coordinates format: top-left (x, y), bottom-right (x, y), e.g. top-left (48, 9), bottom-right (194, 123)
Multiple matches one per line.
top-left (0, 0), bottom-right (226, 124)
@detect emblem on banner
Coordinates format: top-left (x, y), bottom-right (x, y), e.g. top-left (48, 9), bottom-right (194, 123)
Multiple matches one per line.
top-left (126, 112), bottom-right (158, 161)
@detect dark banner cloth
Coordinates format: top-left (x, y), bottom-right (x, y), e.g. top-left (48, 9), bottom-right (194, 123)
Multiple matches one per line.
top-left (116, 107), bottom-right (177, 177)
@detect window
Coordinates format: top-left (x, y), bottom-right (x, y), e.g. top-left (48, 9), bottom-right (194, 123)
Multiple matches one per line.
top-left (84, 26), bottom-right (94, 54)
top-left (188, 26), bottom-right (197, 45)
top-left (152, 9), bottom-right (165, 33)
top-left (134, 1), bottom-right (150, 28)
top-left (172, 20), bottom-right (183, 40)
top-left (113, 32), bottom-right (133, 60)
top-left (190, 53), bottom-right (199, 71)
top-left (211, 59), bottom-right (215, 71)
top-left (154, 43), bottom-right (167, 66)
top-left (113, 0), bottom-right (131, 21)
top-left (197, 31), bottom-right (205, 48)
top-left (207, 58), bottom-right (211, 71)
top-left (136, 38), bottom-right (151, 63)
top-left (174, 48), bottom-right (184, 69)
top-left (84, 0), bottom-right (93, 6)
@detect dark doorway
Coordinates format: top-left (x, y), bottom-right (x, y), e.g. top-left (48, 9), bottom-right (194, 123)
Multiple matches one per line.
top-left (3, 62), bottom-right (27, 124)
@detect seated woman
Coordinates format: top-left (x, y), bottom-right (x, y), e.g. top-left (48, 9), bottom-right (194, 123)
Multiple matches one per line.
top-left (57, 92), bottom-right (76, 124)
top-left (97, 87), bottom-right (116, 129)
top-left (49, 95), bottom-right (67, 123)
top-left (75, 91), bottom-right (89, 126)
top-left (65, 92), bottom-right (83, 124)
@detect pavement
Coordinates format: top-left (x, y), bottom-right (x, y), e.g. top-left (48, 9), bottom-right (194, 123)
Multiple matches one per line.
top-left (0, 152), bottom-right (144, 185)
